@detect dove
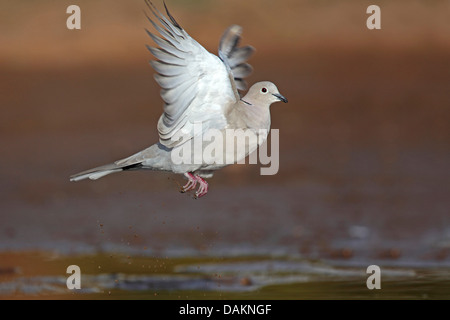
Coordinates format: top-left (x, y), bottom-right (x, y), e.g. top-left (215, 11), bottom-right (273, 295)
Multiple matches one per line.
top-left (69, 1), bottom-right (287, 198)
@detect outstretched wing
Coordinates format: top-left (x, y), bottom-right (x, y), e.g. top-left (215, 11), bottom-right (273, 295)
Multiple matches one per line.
top-left (145, 1), bottom-right (239, 148)
top-left (218, 25), bottom-right (255, 91)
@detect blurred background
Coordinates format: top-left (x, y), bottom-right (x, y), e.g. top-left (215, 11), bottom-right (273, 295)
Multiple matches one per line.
top-left (0, 0), bottom-right (449, 299)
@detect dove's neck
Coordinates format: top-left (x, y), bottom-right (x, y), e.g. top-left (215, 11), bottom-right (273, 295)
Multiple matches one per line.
top-left (229, 100), bottom-right (272, 131)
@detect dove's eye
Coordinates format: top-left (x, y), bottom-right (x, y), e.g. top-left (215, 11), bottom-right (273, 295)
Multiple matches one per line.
top-left (261, 88), bottom-right (268, 94)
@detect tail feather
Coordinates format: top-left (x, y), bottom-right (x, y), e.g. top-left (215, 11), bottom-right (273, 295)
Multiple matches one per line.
top-left (69, 163), bottom-right (125, 182)
top-left (70, 144), bottom-right (162, 182)
top-left (70, 161), bottom-right (144, 182)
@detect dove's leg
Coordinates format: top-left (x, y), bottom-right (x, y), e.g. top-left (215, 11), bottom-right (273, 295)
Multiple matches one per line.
top-left (194, 176), bottom-right (209, 198)
top-left (181, 172), bottom-right (197, 193)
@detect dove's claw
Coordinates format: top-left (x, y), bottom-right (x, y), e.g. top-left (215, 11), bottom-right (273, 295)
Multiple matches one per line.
top-left (181, 173), bottom-right (208, 198)
top-left (194, 177), bottom-right (209, 198)
top-left (181, 172), bottom-right (197, 193)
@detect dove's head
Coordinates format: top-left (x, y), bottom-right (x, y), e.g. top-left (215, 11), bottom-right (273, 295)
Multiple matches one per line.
top-left (243, 81), bottom-right (288, 107)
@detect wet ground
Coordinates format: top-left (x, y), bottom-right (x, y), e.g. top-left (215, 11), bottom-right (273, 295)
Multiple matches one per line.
top-left (1, 0), bottom-right (449, 299)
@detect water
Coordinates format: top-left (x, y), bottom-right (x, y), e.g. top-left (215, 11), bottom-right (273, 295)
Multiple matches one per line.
top-left (1, 252), bottom-right (448, 299)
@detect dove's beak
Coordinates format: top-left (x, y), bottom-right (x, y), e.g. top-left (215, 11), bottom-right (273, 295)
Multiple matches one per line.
top-left (272, 93), bottom-right (288, 103)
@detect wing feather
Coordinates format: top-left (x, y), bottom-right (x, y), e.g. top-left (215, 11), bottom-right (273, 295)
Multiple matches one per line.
top-left (230, 63), bottom-right (253, 79)
top-left (218, 25), bottom-right (255, 91)
top-left (146, 46), bottom-right (186, 65)
top-left (150, 60), bottom-right (183, 76)
top-left (145, 1), bottom-right (239, 148)
top-left (228, 46), bottom-right (254, 68)
top-left (154, 73), bottom-right (191, 89)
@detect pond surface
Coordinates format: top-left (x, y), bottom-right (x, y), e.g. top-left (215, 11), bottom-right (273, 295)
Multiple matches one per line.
top-left (1, 252), bottom-right (449, 299)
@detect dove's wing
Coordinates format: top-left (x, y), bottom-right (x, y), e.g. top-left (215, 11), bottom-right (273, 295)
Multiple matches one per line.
top-left (218, 25), bottom-right (255, 91)
top-left (145, 1), bottom-right (241, 148)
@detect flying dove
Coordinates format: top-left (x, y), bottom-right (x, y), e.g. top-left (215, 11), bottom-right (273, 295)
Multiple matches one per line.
top-left (70, 1), bottom-right (287, 198)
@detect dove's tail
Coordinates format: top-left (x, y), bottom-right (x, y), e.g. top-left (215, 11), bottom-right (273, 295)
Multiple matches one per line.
top-left (70, 143), bottom-right (165, 182)
top-left (70, 162), bottom-right (142, 182)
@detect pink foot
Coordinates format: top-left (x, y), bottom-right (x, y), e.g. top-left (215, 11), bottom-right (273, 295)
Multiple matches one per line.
top-left (194, 176), bottom-right (209, 199)
top-left (181, 173), bottom-right (197, 193)
top-left (180, 173), bottom-right (209, 198)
